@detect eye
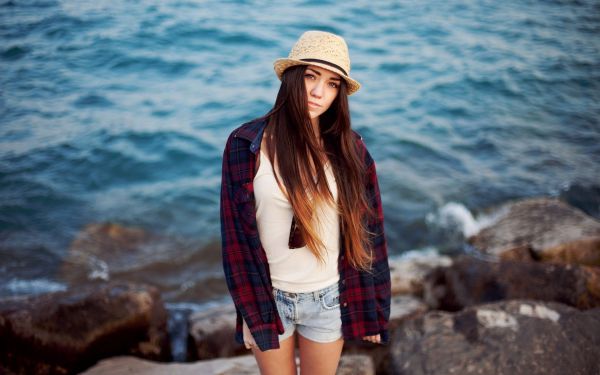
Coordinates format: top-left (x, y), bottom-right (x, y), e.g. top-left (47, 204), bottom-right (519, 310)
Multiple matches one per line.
top-left (304, 73), bottom-right (316, 80)
top-left (329, 81), bottom-right (339, 89)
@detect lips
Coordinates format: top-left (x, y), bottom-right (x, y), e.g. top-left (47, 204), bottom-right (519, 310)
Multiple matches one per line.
top-left (308, 101), bottom-right (321, 108)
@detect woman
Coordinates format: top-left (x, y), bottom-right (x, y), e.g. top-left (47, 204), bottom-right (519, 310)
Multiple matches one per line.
top-left (220, 30), bottom-right (391, 375)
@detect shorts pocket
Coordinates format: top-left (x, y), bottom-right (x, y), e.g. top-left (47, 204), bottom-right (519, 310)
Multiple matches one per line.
top-left (321, 288), bottom-right (340, 310)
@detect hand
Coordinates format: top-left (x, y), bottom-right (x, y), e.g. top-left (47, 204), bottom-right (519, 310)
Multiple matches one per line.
top-left (362, 334), bottom-right (381, 344)
top-left (242, 319), bottom-right (257, 350)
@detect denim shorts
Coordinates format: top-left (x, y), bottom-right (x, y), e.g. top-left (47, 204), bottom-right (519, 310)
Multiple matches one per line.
top-left (272, 281), bottom-right (343, 343)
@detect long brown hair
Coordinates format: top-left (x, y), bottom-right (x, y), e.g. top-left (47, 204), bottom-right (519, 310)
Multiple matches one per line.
top-left (259, 65), bottom-right (374, 271)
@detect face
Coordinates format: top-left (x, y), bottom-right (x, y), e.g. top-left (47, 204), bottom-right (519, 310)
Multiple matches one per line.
top-left (303, 65), bottom-right (341, 120)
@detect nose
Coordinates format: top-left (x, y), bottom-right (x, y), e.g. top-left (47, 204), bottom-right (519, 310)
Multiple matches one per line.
top-left (310, 80), bottom-right (324, 98)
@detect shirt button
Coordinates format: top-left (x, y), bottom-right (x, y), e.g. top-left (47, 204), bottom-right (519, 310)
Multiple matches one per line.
top-left (342, 302), bottom-right (348, 307)
top-left (341, 280), bottom-right (346, 285)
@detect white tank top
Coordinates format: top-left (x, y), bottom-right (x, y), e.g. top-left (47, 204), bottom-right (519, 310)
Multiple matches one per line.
top-left (253, 149), bottom-right (340, 293)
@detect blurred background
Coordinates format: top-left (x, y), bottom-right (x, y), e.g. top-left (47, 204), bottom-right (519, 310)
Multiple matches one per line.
top-left (1, 0), bottom-right (599, 356)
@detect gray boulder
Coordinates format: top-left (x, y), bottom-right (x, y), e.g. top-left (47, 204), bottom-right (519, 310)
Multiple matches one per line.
top-left (468, 197), bottom-right (600, 258)
top-left (390, 299), bottom-right (600, 375)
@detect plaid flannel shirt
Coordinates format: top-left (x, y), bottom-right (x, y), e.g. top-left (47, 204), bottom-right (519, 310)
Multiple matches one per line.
top-left (220, 118), bottom-right (391, 351)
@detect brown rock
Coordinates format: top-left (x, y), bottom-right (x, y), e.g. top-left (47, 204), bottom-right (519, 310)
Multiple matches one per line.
top-left (59, 222), bottom-right (228, 303)
top-left (498, 244), bottom-right (537, 262)
top-left (390, 300), bottom-right (600, 375)
top-left (539, 236), bottom-right (600, 266)
top-left (423, 255), bottom-right (600, 311)
top-left (468, 197), bottom-right (600, 257)
top-left (0, 283), bottom-right (171, 375)
top-left (60, 222), bottom-right (165, 284)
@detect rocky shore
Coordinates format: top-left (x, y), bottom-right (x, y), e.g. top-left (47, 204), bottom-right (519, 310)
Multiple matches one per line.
top-left (1, 197), bottom-right (599, 374)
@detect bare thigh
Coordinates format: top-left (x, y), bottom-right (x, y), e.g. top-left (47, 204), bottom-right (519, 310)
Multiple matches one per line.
top-left (251, 333), bottom-right (297, 375)
top-left (298, 334), bottom-right (344, 375)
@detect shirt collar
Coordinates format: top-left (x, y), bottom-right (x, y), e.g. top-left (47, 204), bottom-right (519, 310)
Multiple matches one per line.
top-left (235, 118), bottom-right (268, 154)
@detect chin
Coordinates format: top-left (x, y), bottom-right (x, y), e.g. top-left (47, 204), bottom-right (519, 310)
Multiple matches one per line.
top-left (309, 111), bottom-right (321, 119)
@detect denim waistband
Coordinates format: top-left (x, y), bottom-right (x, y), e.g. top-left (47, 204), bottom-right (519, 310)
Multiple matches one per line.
top-left (272, 281), bottom-right (339, 301)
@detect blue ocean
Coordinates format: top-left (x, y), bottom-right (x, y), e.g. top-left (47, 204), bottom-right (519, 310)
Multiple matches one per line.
top-left (1, 0), bottom-right (599, 321)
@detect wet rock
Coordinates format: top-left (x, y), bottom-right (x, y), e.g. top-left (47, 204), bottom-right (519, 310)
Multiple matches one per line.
top-left (389, 250), bottom-right (453, 296)
top-left (390, 299), bottom-right (600, 375)
top-left (468, 197), bottom-right (600, 258)
top-left (423, 255), bottom-right (600, 311)
top-left (59, 222), bottom-right (227, 303)
top-left (81, 353), bottom-right (374, 375)
top-left (60, 222), bottom-right (165, 283)
top-left (0, 282), bottom-right (171, 375)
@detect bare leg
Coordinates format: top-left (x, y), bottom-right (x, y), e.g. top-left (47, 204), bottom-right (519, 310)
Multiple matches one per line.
top-left (251, 333), bottom-right (297, 375)
top-left (298, 334), bottom-right (344, 375)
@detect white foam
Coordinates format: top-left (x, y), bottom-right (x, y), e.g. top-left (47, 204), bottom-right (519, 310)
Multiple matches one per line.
top-left (87, 256), bottom-right (110, 281)
top-left (425, 201), bottom-right (509, 237)
top-left (4, 278), bottom-right (67, 295)
top-left (398, 246), bottom-right (441, 260)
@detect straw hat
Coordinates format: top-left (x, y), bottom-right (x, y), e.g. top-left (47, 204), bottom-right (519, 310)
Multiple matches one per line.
top-left (273, 30), bottom-right (361, 95)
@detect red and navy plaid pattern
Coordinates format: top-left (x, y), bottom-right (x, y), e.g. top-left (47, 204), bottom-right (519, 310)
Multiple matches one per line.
top-left (220, 118), bottom-right (391, 351)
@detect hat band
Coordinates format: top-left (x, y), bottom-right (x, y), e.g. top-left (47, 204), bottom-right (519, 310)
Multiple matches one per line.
top-left (300, 58), bottom-right (348, 76)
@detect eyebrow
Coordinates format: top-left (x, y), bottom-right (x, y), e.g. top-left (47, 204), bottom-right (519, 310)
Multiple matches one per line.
top-left (306, 67), bottom-right (341, 81)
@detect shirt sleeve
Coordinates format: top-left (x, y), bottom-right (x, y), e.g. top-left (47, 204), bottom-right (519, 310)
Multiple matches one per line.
top-left (220, 133), bottom-right (280, 351)
top-left (364, 142), bottom-right (392, 343)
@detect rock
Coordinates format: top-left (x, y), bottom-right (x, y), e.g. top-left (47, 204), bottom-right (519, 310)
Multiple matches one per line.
top-left (336, 354), bottom-right (374, 375)
top-left (423, 255), bottom-right (600, 311)
top-left (187, 302), bottom-right (246, 360)
top-left (342, 295), bottom-right (428, 374)
top-left (389, 250), bottom-right (453, 296)
top-left (389, 295), bottom-right (428, 326)
top-left (60, 222), bottom-right (170, 284)
top-left (468, 197), bottom-right (600, 258)
top-left (81, 353), bottom-right (375, 375)
top-left (390, 299), bottom-right (600, 375)
top-left (539, 236), bottom-right (600, 267)
top-left (0, 282), bottom-right (171, 375)
top-left (498, 244), bottom-right (537, 262)
top-left (59, 222), bottom-right (228, 303)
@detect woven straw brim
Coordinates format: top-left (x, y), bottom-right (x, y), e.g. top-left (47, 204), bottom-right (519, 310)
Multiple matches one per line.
top-left (273, 58), bottom-right (361, 95)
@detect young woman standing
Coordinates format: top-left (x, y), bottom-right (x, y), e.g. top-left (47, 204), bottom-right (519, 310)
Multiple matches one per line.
top-left (220, 30), bottom-right (391, 375)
